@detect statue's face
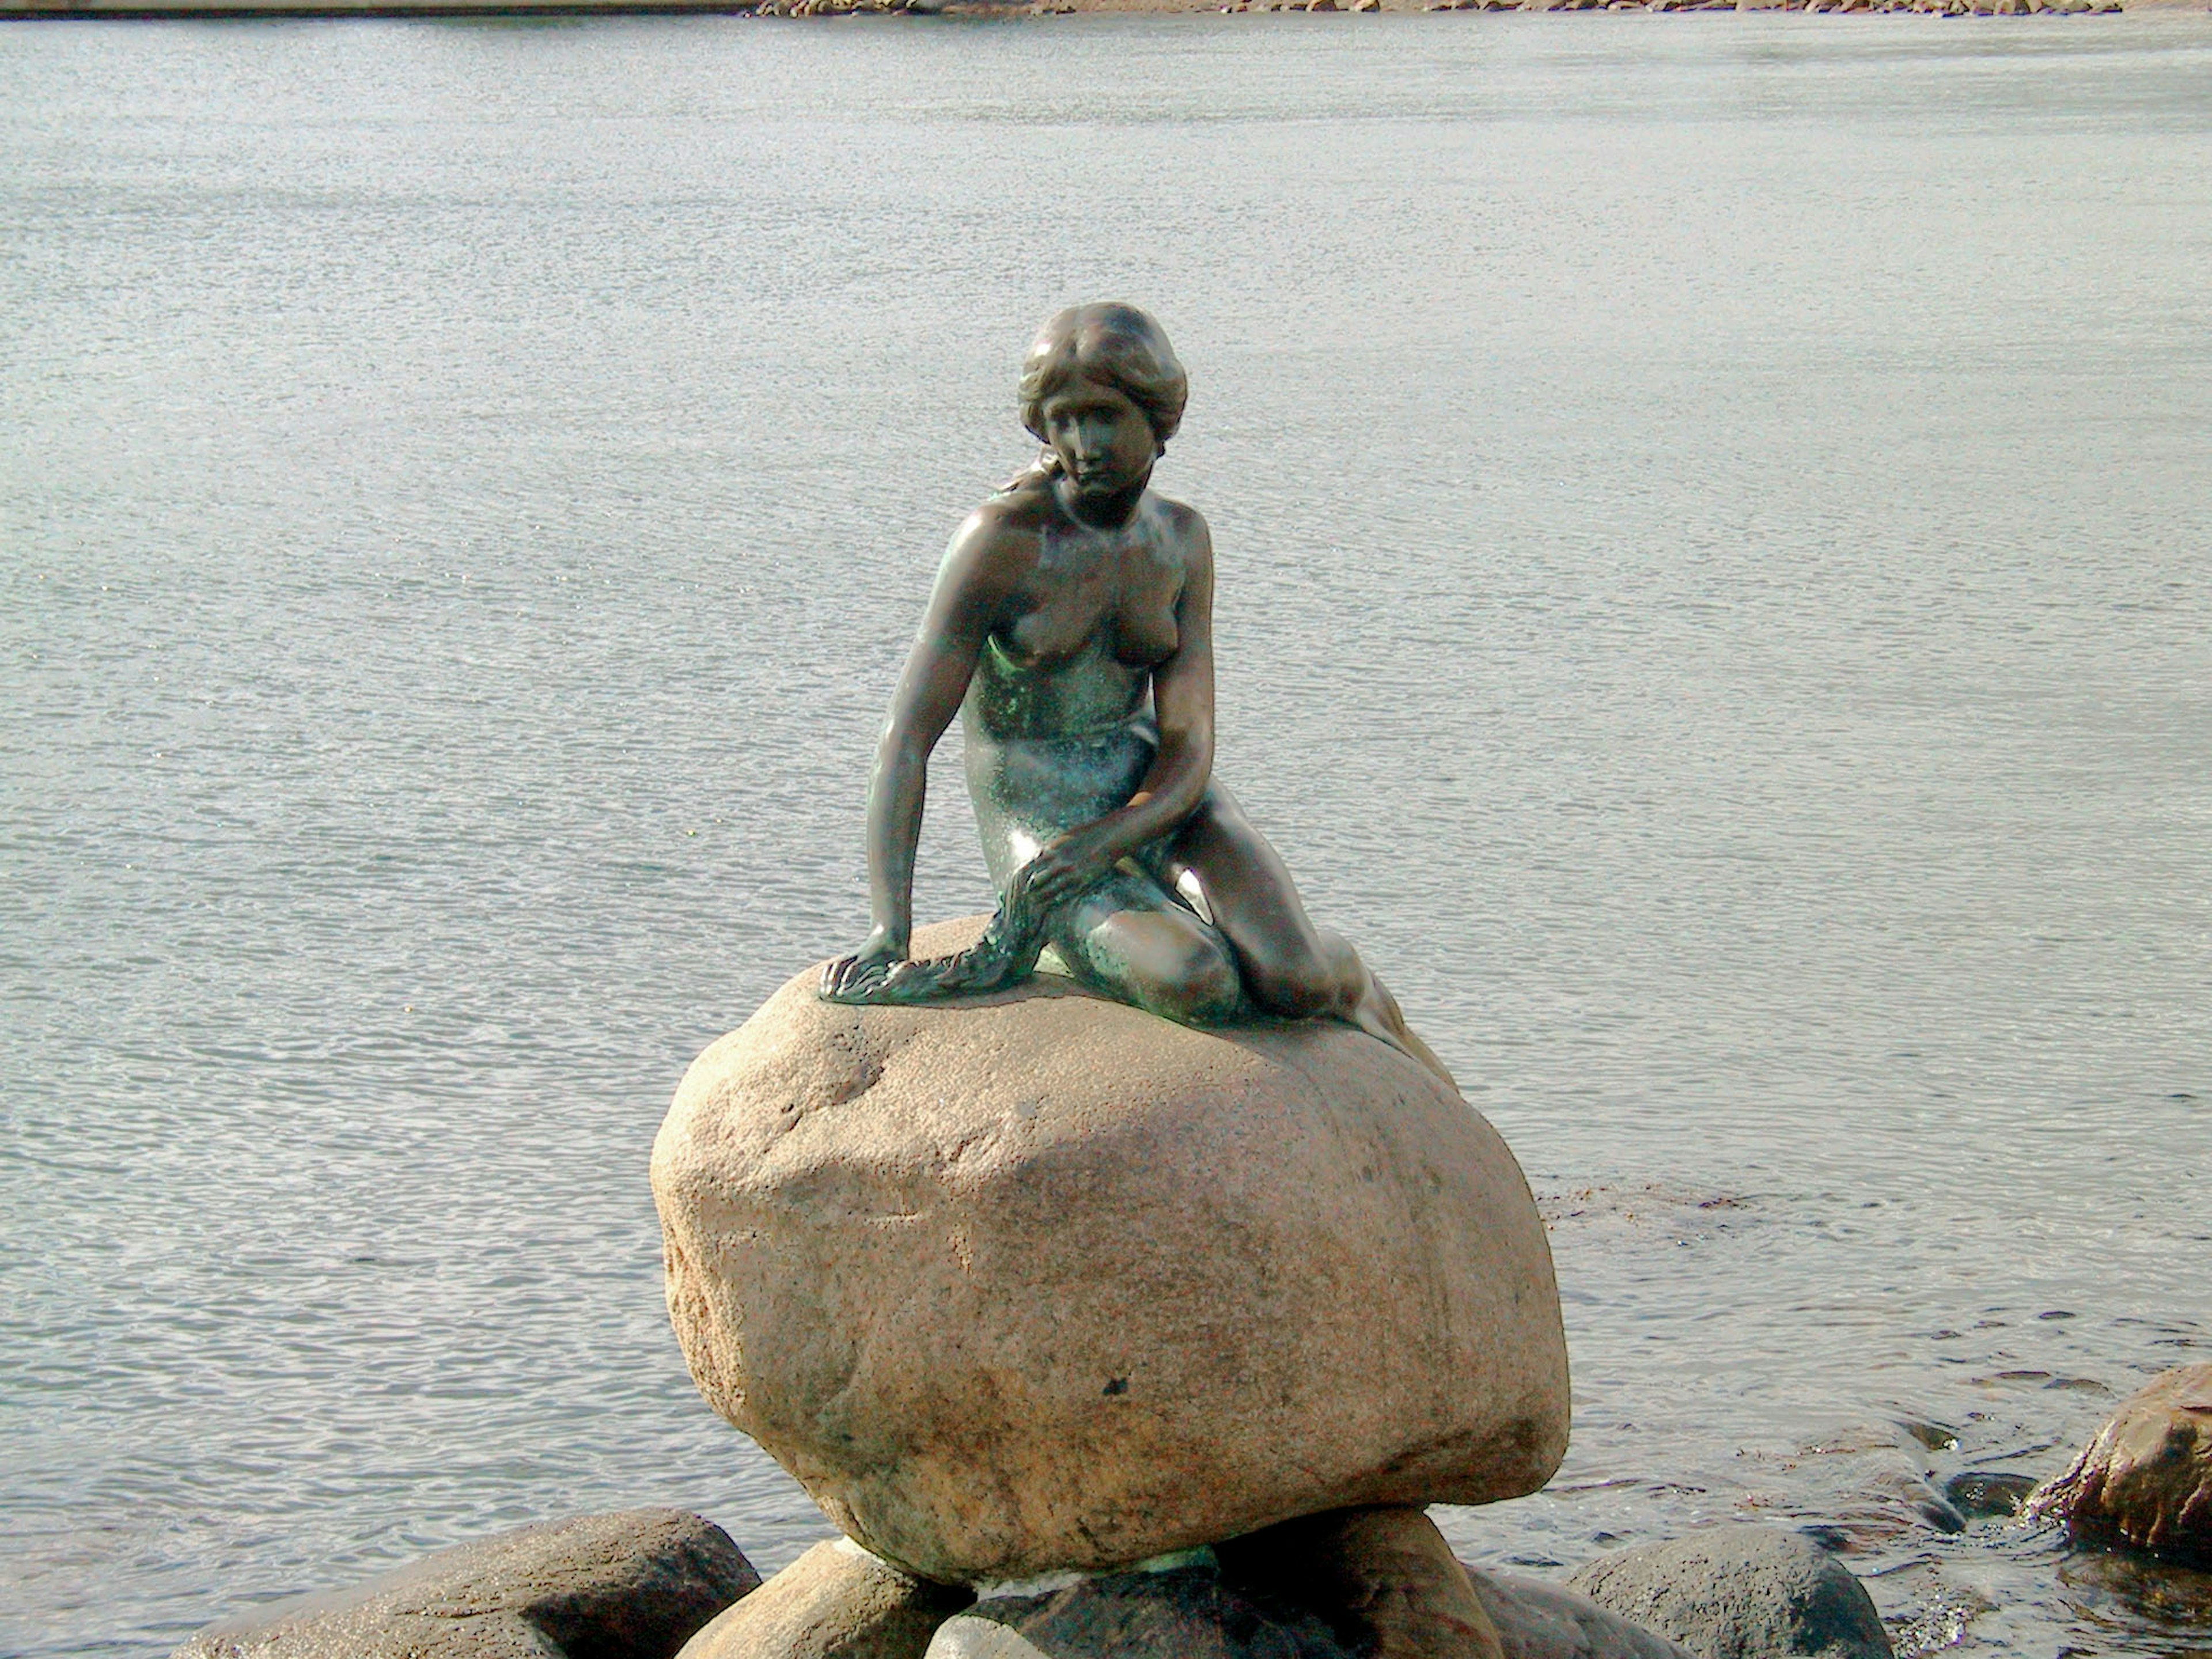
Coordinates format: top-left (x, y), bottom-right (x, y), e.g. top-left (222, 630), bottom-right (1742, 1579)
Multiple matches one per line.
top-left (1036, 374), bottom-right (1157, 502)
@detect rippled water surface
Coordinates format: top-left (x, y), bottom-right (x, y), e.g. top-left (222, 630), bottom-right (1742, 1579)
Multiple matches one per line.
top-left (5, 12), bottom-right (2211, 1656)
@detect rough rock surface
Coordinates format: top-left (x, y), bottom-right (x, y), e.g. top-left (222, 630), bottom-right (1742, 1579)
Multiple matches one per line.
top-left (173, 1509), bottom-right (759, 1659)
top-left (1460, 1567), bottom-right (1695, 1659)
top-left (2025, 1363), bottom-right (2212, 1564)
top-left (677, 1539), bottom-right (972, 1659)
top-left (652, 918), bottom-right (1569, 1584)
top-left (1562, 1528), bottom-right (1892, 1659)
top-left (926, 1563), bottom-right (1351, 1659)
top-left (1217, 1506), bottom-right (1504, 1659)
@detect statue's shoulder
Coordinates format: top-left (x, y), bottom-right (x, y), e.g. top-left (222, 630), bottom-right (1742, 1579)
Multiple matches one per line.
top-left (960, 471), bottom-right (1055, 548)
top-left (1150, 492), bottom-right (1209, 534)
top-left (937, 474), bottom-right (1050, 597)
top-left (1147, 493), bottom-right (1213, 568)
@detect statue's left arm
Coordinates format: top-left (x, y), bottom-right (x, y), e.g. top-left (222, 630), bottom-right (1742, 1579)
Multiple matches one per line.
top-left (1017, 512), bottom-right (1217, 911)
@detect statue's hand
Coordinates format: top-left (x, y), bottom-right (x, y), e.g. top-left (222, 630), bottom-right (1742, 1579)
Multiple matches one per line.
top-left (1016, 829), bottom-right (1115, 911)
top-left (821, 927), bottom-right (908, 1001)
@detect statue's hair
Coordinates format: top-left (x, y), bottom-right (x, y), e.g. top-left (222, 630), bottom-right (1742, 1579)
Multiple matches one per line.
top-left (1018, 303), bottom-right (1188, 452)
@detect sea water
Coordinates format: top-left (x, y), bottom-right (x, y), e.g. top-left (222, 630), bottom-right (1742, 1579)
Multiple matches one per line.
top-left (2, 12), bottom-right (2209, 1654)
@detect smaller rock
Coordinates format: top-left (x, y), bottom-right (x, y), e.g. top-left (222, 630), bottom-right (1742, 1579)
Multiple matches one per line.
top-left (927, 1560), bottom-right (1349, 1659)
top-left (2026, 1364), bottom-right (2212, 1566)
top-left (1460, 1567), bottom-right (1694, 1659)
top-left (1218, 1507), bottom-right (1503, 1659)
top-left (677, 1539), bottom-right (969, 1659)
top-left (173, 1510), bottom-right (759, 1659)
top-left (1944, 1471), bottom-right (2038, 1521)
top-left (1562, 1528), bottom-right (1892, 1659)
top-left (1860, 1462), bottom-right (1966, 1537)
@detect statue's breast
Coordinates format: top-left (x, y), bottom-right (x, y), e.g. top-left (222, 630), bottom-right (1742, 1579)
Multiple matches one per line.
top-left (1002, 597), bottom-right (1177, 671)
top-left (1003, 598), bottom-right (1097, 667)
top-left (1109, 596), bottom-right (1180, 668)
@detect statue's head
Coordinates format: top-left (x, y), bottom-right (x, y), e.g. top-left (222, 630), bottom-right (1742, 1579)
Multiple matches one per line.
top-left (1019, 303), bottom-right (1188, 454)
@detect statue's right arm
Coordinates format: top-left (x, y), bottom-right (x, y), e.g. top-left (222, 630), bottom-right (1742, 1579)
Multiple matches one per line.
top-left (822, 512), bottom-right (1016, 998)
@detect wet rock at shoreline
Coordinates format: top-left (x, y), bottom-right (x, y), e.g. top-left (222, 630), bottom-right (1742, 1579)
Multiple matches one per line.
top-left (927, 1560), bottom-right (1350, 1659)
top-left (2027, 1363), bottom-right (2212, 1565)
top-left (172, 1509), bottom-right (758, 1659)
top-left (676, 1539), bottom-right (971, 1659)
top-left (1562, 1527), bottom-right (1893, 1659)
top-left (1459, 1567), bottom-right (1696, 1659)
top-left (651, 917), bottom-right (1569, 1584)
top-left (1217, 1506), bottom-right (1505, 1659)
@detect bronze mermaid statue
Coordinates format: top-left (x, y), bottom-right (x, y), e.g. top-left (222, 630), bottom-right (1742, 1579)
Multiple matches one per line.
top-left (820, 302), bottom-right (1450, 1085)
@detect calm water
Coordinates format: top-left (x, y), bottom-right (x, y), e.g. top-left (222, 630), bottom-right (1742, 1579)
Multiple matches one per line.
top-left (4, 12), bottom-right (2210, 1657)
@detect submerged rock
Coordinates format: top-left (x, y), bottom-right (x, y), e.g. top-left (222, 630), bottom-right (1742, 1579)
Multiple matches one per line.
top-left (172, 1509), bottom-right (758, 1659)
top-left (1562, 1528), bottom-right (1892, 1659)
top-left (2055, 1546), bottom-right (2212, 1631)
top-left (676, 1539), bottom-right (970, 1659)
top-left (1217, 1506), bottom-right (1504, 1659)
top-left (2027, 1364), bottom-right (2212, 1565)
top-left (1943, 1471), bottom-right (2038, 1521)
top-left (1459, 1567), bottom-right (1695, 1659)
top-left (651, 919), bottom-right (1568, 1584)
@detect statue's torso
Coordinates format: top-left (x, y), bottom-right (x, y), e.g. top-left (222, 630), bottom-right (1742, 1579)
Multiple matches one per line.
top-left (961, 486), bottom-right (1195, 888)
top-left (964, 487), bottom-right (1187, 741)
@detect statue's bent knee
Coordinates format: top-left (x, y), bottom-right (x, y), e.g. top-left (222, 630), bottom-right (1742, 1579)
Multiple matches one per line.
top-left (1080, 911), bottom-right (1244, 1028)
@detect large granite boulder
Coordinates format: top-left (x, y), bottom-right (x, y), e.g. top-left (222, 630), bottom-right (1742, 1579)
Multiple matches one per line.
top-left (1561, 1529), bottom-right (1892, 1659)
top-left (2025, 1363), bottom-right (2212, 1564)
top-left (676, 1539), bottom-right (972, 1659)
top-left (652, 918), bottom-right (1569, 1585)
top-left (1217, 1506), bottom-right (1505, 1659)
top-left (173, 1509), bottom-right (758, 1659)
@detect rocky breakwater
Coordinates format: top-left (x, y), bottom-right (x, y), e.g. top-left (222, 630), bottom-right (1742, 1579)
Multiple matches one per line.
top-left (650, 915), bottom-right (1570, 1599)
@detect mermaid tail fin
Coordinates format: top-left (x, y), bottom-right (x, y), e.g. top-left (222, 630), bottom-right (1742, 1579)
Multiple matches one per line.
top-left (820, 878), bottom-right (1053, 1007)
